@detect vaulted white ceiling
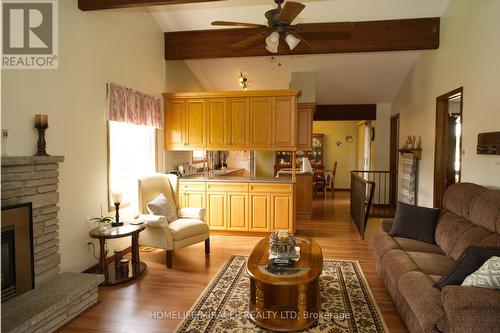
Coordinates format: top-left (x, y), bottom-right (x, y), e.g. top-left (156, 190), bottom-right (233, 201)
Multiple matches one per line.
top-left (149, 0), bottom-right (450, 103)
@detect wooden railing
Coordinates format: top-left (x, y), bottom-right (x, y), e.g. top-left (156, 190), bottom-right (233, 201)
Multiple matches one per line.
top-left (350, 172), bottom-right (375, 239)
top-left (351, 170), bottom-right (396, 218)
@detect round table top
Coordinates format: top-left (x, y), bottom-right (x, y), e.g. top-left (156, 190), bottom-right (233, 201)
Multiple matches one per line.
top-left (89, 223), bottom-right (146, 239)
top-left (246, 235), bottom-right (323, 285)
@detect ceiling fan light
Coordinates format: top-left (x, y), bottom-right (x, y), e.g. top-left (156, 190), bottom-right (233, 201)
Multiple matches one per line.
top-left (265, 31), bottom-right (280, 53)
top-left (266, 43), bottom-right (279, 53)
top-left (285, 33), bottom-right (300, 50)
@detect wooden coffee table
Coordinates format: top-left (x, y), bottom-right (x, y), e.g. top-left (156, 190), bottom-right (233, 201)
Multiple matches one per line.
top-left (246, 236), bottom-right (323, 331)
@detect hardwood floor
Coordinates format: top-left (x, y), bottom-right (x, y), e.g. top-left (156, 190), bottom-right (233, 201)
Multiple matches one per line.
top-left (61, 192), bottom-right (407, 333)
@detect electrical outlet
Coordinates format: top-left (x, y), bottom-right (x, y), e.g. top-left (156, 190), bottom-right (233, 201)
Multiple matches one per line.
top-left (86, 238), bottom-right (93, 251)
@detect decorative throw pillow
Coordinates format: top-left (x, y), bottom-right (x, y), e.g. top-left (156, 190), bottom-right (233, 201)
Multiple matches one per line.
top-left (462, 256), bottom-right (500, 289)
top-left (147, 193), bottom-right (177, 223)
top-left (389, 201), bottom-right (440, 244)
top-left (434, 246), bottom-right (500, 290)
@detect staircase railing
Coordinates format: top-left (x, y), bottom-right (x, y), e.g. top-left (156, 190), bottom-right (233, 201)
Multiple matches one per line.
top-left (351, 170), bottom-right (395, 218)
top-left (350, 172), bottom-right (375, 239)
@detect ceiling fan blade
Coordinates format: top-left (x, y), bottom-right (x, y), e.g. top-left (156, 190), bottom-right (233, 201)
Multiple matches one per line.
top-left (277, 1), bottom-right (305, 24)
top-left (289, 32), bottom-right (311, 48)
top-left (230, 32), bottom-right (267, 49)
top-left (212, 21), bottom-right (267, 28)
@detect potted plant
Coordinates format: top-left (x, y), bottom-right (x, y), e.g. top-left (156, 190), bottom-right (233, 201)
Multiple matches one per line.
top-left (90, 205), bottom-right (113, 232)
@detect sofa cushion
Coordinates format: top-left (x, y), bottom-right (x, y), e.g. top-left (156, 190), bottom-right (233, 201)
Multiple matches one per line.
top-left (449, 225), bottom-right (494, 260)
top-left (469, 189), bottom-right (500, 233)
top-left (390, 202), bottom-right (440, 244)
top-left (371, 232), bottom-right (400, 263)
top-left (382, 250), bottom-right (419, 287)
top-left (168, 218), bottom-right (209, 241)
top-left (406, 251), bottom-right (455, 276)
top-left (394, 237), bottom-right (444, 255)
top-left (434, 246), bottom-right (500, 290)
top-left (442, 183), bottom-right (486, 220)
top-left (435, 212), bottom-right (476, 259)
top-left (398, 271), bottom-right (445, 332)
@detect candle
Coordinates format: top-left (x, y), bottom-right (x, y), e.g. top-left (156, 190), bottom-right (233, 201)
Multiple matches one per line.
top-left (34, 114), bottom-right (48, 128)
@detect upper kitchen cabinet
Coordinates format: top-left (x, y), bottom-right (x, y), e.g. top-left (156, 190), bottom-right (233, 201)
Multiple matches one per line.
top-left (207, 98), bottom-right (227, 147)
top-left (164, 99), bottom-right (185, 149)
top-left (249, 97), bottom-right (272, 148)
top-left (185, 99), bottom-right (206, 147)
top-left (272, 96), bottom-right (296, 149)
top-left (296, 103), bottom-right (315, 150)
top-left (228, 98), bottom-right (249, 148)
top-left (163, 90), bottom-right (303, 151)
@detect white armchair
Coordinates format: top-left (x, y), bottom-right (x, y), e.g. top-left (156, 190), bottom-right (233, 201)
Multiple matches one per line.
top-left (137, 173), bottom-right (209, 268)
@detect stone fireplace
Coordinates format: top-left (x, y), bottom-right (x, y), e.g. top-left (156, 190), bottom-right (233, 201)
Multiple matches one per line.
top-left (1, 203), bottom-right (35, 302)
top-left (1, 156), bottom-right (103, 333)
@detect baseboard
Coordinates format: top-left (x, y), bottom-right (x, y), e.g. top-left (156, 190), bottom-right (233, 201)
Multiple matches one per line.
top-left (83, 246), bottom-right (131, 273)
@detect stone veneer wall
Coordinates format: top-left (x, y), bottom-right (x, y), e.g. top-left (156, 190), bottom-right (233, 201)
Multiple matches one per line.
top-left (1, 156), bottom-right (64, 284)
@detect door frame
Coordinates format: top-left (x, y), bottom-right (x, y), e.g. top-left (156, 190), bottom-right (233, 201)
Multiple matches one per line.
top-left (389, 113), bottom-right (400, 207)
top-left (433, 87), bottom-right (463, 208)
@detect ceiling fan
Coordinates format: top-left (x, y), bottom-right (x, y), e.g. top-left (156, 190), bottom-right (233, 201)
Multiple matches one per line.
top-left (211, 0), bottom-right (315, 53)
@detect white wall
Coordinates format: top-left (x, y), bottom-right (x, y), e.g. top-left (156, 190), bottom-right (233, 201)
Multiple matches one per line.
top-left (374, 103), bottom-right (391, 171)
top-left (1, 1), bottom-right (165, 272)
top-left (392, 0), bottom-right (500, 206)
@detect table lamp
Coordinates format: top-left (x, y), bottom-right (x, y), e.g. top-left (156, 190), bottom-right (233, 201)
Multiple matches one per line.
top-left (111, 188), bottom-right (123, 227)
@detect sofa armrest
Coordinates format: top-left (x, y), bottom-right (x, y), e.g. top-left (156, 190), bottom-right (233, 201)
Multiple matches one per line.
top-left (441, 285), bottom-right (500, 332)
top-left (177, 207), bottom-right (206, 221)
top-left (381, 219), bottom-right (394, 233)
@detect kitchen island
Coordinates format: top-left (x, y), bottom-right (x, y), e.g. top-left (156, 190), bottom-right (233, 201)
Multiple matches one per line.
top-left (178, 175), bottom-right (295, 233)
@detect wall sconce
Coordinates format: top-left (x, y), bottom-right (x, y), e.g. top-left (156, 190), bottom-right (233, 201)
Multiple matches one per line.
top-left (239, 72), bottom-right (248, 91)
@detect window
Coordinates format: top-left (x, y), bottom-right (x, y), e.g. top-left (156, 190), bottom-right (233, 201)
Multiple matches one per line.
top-left (192, 150), bottom-right (205, 164)
top-left (108, 121), bottom-right (156, 210)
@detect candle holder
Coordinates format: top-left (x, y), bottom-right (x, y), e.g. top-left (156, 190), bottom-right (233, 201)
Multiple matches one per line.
top-left (112, 202), bottom-right (123, 227)
top-left (34, 114), bottom-right (49, 156)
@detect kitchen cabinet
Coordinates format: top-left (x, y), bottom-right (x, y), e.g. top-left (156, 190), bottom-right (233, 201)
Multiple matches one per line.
top-left (272, 96), bottom-right (295, 148)
top-left (185, 99), bottom-right (206, 147)
top-left (228, 98), bottom-right (249, 148)
top-left (179, 182), bottom-right (206, 209)
top-left (207, 98), bottom-right (227, 147)
top-left (164, 90), bottom-right (302, 151)
top-left (249, 97), bottom-right (272, 148)
top-left (296, 103), bottom-right (314, 150)
top-left (179, 180), bottom-right (294, 233)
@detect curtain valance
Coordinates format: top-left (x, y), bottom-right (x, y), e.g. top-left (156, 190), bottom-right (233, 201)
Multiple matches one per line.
top-left (106, 82), bottom-right (162, 128)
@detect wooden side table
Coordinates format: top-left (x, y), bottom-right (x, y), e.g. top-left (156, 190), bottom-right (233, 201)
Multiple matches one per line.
top-left (89, 224), bottom-right (147, 286)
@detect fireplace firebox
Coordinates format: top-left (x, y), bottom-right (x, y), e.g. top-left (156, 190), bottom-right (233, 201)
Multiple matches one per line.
top-left (1, 203), bottom-right (34, 303)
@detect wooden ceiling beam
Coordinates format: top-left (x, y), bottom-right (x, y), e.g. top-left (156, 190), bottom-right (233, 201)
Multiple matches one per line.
top-left (164, 17), bottom-right (440, 60)
top-left (78, 0), bottom-right (223, 11)
top-left (314, 105), bottom-right (377, 121)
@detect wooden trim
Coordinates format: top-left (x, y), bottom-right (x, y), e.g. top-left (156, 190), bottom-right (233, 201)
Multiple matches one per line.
top-left (433, 87), bottom-right (463, 208)
top-left (164, 89), bottom-right (302, 99)
top-left (164, 18), bottom-right (440, 60)
top-left (83, 246), bottom-right (132, 273)
top-left (78, 0), bottom-right (223, 11)
top-left (314, 104), bottom-right (376, 121)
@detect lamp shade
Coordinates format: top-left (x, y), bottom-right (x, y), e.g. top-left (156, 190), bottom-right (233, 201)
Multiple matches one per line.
top-left (285, 33), bottom-right (300, 50)
top-left (265, 31), bottom-right (279, 53)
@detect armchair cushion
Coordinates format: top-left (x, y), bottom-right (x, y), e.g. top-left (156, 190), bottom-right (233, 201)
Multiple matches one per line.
top-left (136, 214), bottom-right (169, 228)
top-left (178, 207), bottom-right (206, 220)
top-left (168, 218), bottom-right (209, 241)
top-left (147, 193), bottom-right (177, 222)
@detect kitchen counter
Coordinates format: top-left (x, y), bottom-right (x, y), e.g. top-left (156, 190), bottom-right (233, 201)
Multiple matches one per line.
top-left (179, 175), bottom-right (296, 184)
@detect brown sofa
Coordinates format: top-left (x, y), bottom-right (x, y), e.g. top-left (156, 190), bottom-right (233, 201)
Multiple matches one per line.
top-left (371, 183), bottom-right (500, 333)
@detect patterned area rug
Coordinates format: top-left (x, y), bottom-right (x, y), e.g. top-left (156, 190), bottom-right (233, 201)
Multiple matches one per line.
top-left (175, 256), bottom-right (387, 333)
